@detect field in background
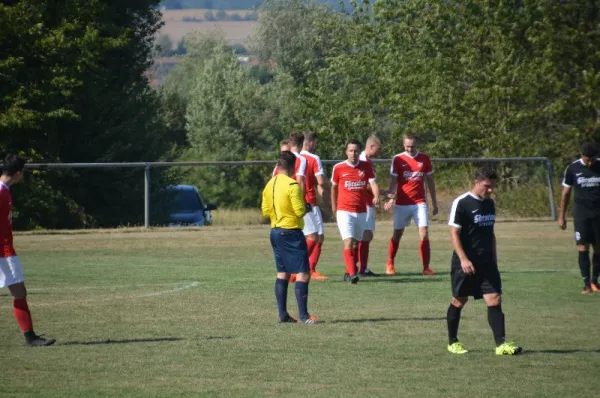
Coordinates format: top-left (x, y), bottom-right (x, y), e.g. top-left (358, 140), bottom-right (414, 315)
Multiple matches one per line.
top-left (160, 9), bottom-right (257, 45)
top-left (1, 221), bottom-right (599, 396)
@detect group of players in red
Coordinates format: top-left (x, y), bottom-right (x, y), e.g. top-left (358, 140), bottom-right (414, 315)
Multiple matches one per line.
top-left (277, 131), bottom-right (438, 283)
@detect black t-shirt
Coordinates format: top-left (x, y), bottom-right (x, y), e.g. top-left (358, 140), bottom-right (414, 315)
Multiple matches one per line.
top-left (562, 159), bottom-right (600, 219)
top-left (448, 192), bottom-right (496, 268)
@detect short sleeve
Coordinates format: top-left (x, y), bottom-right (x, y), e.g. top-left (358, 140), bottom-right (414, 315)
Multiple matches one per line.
top-left (366, 162), bottom-right (376, 181)
top-left (315, 155), bottom-right (325, 177)
top-left (448, 197), bottom-right (463, 229)
top-left (390, 156), bottom-right (399, 177)
top-left (562, 165), bottom-right (574, 187)
top-left (331, 164), bottom-right (340, 186)
top-left (424, 156), bottom-right (433, 175)
top-left (296, 156), bottom-right (306, 177)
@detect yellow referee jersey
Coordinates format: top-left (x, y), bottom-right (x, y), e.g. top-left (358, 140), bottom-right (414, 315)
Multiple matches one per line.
top-left (261, 173), bottom-right (306, 229)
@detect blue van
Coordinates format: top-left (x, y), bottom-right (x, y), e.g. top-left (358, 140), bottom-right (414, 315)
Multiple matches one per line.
top-left (161, 185), bottom-right (217, 226)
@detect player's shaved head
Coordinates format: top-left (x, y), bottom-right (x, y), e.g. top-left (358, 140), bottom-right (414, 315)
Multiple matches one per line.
top-left (304, 131), bottom-right (317, 142)
top-left (277, 151), bottom-right (296, 172)
top-left (403, 132), bottom-right (418, 142)
top-left (288, 131), bottom-right (305, 150)
top-left (366, 135), bottom-right (381, 147)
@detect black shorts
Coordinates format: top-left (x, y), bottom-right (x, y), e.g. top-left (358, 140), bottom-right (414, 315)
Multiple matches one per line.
top-left (573, 216), bottom-right (600, 245)
top-left (270, 228), bottom-right (310, 274)
top-left (451, 265), bottom-right (502, 300)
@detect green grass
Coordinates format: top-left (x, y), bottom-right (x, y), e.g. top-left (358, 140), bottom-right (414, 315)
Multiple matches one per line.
top-left (1, 221), bottom-right (598, 397)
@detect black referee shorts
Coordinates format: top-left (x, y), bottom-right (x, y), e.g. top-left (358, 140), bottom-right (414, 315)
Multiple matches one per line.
top-left (451, 264), bottom-right (502, 300)
top-left (270, 228), bottom-right (310, 274)
top-left (574, 216), bottom-right (600, 246)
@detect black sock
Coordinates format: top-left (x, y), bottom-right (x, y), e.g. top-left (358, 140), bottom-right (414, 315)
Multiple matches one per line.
top-left (487, 305), bottom-right (506, 346)
top-left (274, 278), bottom-right (289, 320)
top-left (579, 251), bottom-right (591, 287)
top-left (295, 281), bottom-right (309, 320)
top-left (592, 253), bottom-right (600, 285)
top-left (446, 304), bottom-right (462, 344)
top-left (24, 330), bottom-right (37, 342)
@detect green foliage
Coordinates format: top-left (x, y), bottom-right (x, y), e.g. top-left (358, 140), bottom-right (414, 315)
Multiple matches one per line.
top-left (0, 0), bottom-right (180, 228)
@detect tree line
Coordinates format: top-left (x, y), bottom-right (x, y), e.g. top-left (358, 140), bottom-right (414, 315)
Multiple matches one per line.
top-left (1, 0), bottom-right (599, 229)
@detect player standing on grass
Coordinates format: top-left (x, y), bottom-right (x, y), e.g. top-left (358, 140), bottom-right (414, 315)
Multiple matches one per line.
top-left (357, 136), bottom-right (383, 277)
top-left (0, 154), bottom-right (56, 346)
top-left (446, 167), bottom-right (522, 356)
top-left (262, 151), bottom-right (322, 324)
top-left (331, 139), bottom-right (380, 283)
top-left (300, 131), bottom-right (328, 280)
top-left (384, 133), bottom-right (438, 276)
top-left (558, 142), bottom-right (600, 294)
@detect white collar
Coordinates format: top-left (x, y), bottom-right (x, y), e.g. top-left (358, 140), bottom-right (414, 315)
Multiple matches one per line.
top-left (345, 160), bottom-right (360, 168)
top-left (0, 181), bottom-right (9, 190)
top-left (403, 151), bottom-right (420, 158)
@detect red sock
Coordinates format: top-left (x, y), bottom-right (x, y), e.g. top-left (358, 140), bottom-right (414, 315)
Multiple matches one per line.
top-left (13, 298), bottom-right (33, 332)
top-left (388, 238), bottom-right (399, 262)
top-left (344, 249), bottom-right (357, 276)
top-left (309, 241), bottom-right (322, 271)
top-left (420, 240), bottom-right (431, 270)
top-left (358, 241), bottom-right (370, 273)
top-left (306, 239), bottom-right (317, 272)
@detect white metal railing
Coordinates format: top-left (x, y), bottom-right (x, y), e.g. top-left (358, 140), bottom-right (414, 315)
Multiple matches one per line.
top-left (26, 157), bottom-right (557, 227)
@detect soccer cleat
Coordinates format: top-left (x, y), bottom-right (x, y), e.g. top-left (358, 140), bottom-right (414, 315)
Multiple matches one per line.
top-left (582, 287), bottom-right (591, 294)
top-left (278, 314), bottom-right (298, 324)
top-left (385, 261), bottom-right (395, 275)
top-left (422, 268), bottom-right (437, 276)
top-left (495, 341), bottom-right (523, 356)
top-left (590, 282), bottom-right (600, 292)
top-left (25, 335), bottom-right (56, 347)
top-left (358, 268), bottom-right (378, 277)
top-left (288, 274), bottom-right (297, 284)
top-left (310, 271), bottom-right (328, 281)
top-left (300, 315), bottom-right (324, 324)
top-left (447, 341), bottom-right (468, 354)
top-left (343, 274), bottom-right (360, 284)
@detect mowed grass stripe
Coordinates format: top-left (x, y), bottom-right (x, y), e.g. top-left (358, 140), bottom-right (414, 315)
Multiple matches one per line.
top-left (1, 222), bottom-right (599, 397)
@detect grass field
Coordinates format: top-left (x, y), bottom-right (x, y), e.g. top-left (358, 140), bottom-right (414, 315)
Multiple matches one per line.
top-left (1, 221), bottom-right (599, 397)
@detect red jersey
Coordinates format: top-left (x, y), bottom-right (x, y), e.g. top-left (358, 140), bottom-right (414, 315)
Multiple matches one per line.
top-left (0, 182), bottom-right (16, 257)
top-left (390, 151), bottom-right (433, 205)
top-left (300, 150), bottom-right (325, 206)
top-left (273, 152), bottom-right (307, 181)
top-left (331, 160), bottom-right (375, 213)
top-left (359, 151), bottom-right (376, 206)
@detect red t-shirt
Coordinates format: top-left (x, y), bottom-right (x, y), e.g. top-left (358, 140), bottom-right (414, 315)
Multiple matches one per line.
top-left (273, 152), bottom-right (307, 181)
top-left (331, 160), bottom-right (376, 213)
top-left (300, 150), bottom-right (325, 206)
top-left (359, 151), bottom-right (376, 207)
top-left (390, 152), bottom-right (433, 205)
top-left (0, 182), bottom-right (16, 257)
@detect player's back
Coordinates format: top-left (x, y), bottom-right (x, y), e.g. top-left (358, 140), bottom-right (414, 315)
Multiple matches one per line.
top-left (0, 182), bottom-right (15, 257)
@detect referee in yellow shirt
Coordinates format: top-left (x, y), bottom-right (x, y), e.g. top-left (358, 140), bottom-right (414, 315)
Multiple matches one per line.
top-left (262, 151), bottom-right (323, 324)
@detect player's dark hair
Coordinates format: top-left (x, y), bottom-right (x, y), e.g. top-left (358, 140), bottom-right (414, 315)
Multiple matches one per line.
top-left (474, 166), bottom-right (498, 182)
top-left (346, 138), bottom-right (362, 151)
top-left (277, 151), bottom-right (296, 171)
top-left (288, 131), bottom-right (304, 149)
top-left (580, 142), bottom-right (598, 158)
top-left (303, 131), bottom-right (317, 142)
top-left (1, 153), bottom-right (26, 176)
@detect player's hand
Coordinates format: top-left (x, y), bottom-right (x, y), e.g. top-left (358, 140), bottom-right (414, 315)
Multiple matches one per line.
top-left (372, 196), bottom-right (380, 208)
top-left (432, 204), bottom-right (439, 216)
top-left (558, 217), bottom-right (567, 230)
top-left (460, 259), bottom-right (475, 275)
top-left (384, 199), bottom-right (394, 211)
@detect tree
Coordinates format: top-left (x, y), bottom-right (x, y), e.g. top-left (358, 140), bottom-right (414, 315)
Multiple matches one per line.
top-left (156, 34), bottom-right (174, 56)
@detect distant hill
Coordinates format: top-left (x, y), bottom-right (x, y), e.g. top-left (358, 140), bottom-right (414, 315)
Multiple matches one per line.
top-left (159, 0), bottom-right (349, 10)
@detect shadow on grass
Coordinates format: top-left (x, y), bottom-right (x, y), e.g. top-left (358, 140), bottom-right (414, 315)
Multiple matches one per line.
top-left (330, 316), bottom-right (445, 324)
top-left (360, 277), bottom-right (443, 284)
top-left (62, 337), bottom-right (184, 346)
top-left (523, 349), bottom-right (600, 354)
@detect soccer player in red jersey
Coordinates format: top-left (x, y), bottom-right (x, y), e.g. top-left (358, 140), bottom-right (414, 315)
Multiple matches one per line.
top-left (384, 133), bottom-right (439, 276)
top-left (300, 131), bottom-right (328, 280)
top-left (0, 154), bottom-right (56, 346)
top-left (331, 139), bottom-right (380, 283)
top-left (358, 136), bottom-right (382, 277)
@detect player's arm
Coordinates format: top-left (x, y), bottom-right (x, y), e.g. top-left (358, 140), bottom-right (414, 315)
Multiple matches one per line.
top-left (492, 233), bottom-right (498, 265)
top-left (331, 184), bottom-right (338, 214)
top-left (426, 173), bottom-right (439, 216)
top-left (289, 182), bottom-right (307, 218)
top-left (261, 185), bottom-right (271, 219)
top-left (369, 180), bottom-right (380, 207)
top-left (383, 179), bottom-right (397, 211)
top-left (316, 174), bottom-right (328, 200)
top-left (449, 227), bottom-right (475, 274)
top-left (559, 166), bottom-right (573, 230)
